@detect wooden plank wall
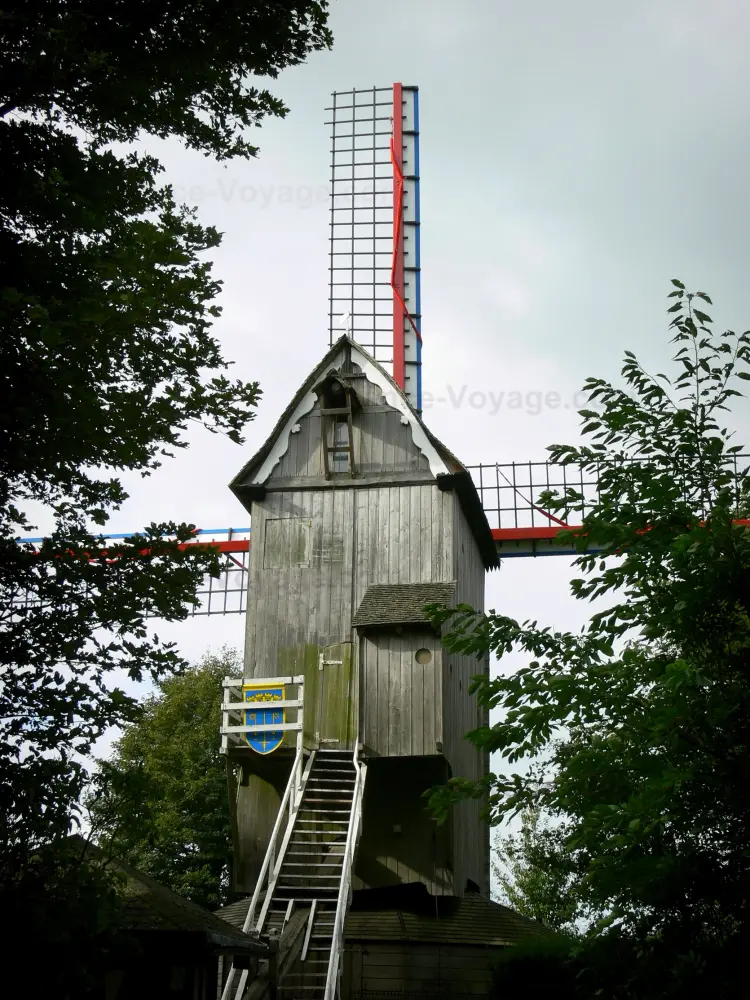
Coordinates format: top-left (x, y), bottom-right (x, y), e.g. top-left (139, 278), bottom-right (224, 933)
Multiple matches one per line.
top-left (244, 485), bottom-right (452, 674)
top-left (244, 490), bottom-right (354, 673)
top-left (360, 632), bottom-right (442, 757)
top-left (443, 498), bottom-right (491, 896)
top-left (354, 757), bottom-right (454, 896)
top-left (352, 484), bottom-right (453, 604)
top-left (342, 942), bottom-right (497, 998)
top-left (268, 391), bottom-right (431, 483)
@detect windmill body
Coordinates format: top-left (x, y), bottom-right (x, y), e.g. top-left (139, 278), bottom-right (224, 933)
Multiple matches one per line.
top-left (228, 336), bottom-right (495, 908)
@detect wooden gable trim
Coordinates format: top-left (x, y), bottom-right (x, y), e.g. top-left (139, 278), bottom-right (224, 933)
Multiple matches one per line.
top-left (231, 338), bottom-right (451, 490)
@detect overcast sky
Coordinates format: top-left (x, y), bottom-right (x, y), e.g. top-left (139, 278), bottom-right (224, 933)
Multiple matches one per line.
top-left (95, 1), bottom-right (750, 739)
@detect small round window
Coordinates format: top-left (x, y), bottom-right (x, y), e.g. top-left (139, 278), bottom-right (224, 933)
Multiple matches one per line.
top-left (415, 648), bottom-right (432, 665)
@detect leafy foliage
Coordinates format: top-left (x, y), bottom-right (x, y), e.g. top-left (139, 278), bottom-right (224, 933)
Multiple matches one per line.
top-left (492, 809), bottom-right (584, 934)
top-left (0, 0), bottom-right (330, 862)
top-left (90, 649), bottom-right (239, 908)
top-left (430, 285), bottom-right (750, 996)
top-left (5, 836), bottom-right (129, 1000)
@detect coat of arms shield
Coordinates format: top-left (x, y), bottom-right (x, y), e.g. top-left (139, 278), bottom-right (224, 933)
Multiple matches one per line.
top-left (243, 684), bottom-right (285, 754)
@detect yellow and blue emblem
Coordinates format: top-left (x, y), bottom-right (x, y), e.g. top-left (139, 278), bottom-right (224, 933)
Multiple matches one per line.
top-left (243, 684), bottom-right (285, 754)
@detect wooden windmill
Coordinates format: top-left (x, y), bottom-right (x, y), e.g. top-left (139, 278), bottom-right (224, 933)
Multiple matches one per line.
top-left (215, 86), bottom-right (539, 1000)
top-left (11, 85), bottom-right (577, 998)
top-left (219, 331), bottom-right (501, 997)
top-left (14, 81), bottom-right (749, 1000)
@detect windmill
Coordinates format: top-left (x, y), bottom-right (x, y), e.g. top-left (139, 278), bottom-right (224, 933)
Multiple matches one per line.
top-left (212, 84), bottom-right (576, 1000)
top-left (19, 83), bottom-right (739, 998)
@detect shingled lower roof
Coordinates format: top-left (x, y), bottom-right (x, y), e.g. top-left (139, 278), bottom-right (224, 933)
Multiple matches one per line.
top-left (216, 884), bottom-right (549, 948)
top-left (352, 582), bottom-right (456, 629)
top-left (65, 836), bottom-right (266, 954)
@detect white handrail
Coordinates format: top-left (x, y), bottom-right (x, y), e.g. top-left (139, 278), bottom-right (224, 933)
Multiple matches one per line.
top-left (219, 672), bottom-right (307, 1000)
top-left (324, 746), bottom-right (367, 1000)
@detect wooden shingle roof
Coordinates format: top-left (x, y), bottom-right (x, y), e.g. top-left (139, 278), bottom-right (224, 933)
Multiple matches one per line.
top-left (114, 859), bottom-right (266, 951)
top-left (352, 582), bottom-right (456, 629)
top-left (346, 885), bottom-right (547, 947)
top-left (66, 836), bottom-right (266, 954)
top-left (217, 884), bottom-right (549, 949)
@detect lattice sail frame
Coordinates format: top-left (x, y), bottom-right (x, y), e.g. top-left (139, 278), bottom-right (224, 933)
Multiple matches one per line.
top-left (9, 80), bottom-right (750, 606)
top-left (327, 84), bottom-right (422, 411)
top-left (13, 528), bottom-right (250, 618)
top-left (11, 456), bottom-right (750, 610)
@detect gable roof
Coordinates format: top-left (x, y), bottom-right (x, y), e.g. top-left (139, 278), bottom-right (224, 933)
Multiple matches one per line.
top-left (352, 582), bottom-right (456, 629)
top-left (230, 336), bottom-right (498, 569)
top-left (113, 858), bottom-right (265, 951)
top-left (230, 336), bottom-right (458, 488)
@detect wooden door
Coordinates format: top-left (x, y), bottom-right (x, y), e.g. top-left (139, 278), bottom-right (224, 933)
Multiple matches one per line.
top-left (314, 642), bottom-right (355, 749)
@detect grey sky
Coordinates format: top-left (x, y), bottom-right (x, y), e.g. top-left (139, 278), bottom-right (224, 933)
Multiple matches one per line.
top-left (98, 1), bottom-right (750, 717)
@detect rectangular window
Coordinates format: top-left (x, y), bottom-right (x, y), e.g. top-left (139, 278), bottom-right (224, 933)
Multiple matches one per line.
top-left (331, 417), bottom-right (350, 473)
top-left (263, 518), bottom-right (312, 569)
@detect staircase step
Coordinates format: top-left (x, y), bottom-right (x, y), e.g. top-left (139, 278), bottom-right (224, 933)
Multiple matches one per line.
top-left (303, 797), bottom-right (353, 804)
top-left (307, 773), bottom-right (355, 779)
top-left (286, 849), bottom-right (344, 855)
top-left (307, 771), bottom-right (357, 785)
top-left (290, 840), bottom-right (348, 846)
top-left (291, 830), bottom-right (347, 837)
top-left (299, 808), bottom-right (351, 814)
top-left (282, 862), bottom-right (343, 868)
top-left (305, 788), bottom-right (354, 794)
top-left (275, 887), bottom-right (338, 896)
top-left (295, 827), bottom-right (347, 834)
top-left (296, 816), bottom-right (349, 822)
top-left (279, 875), bottom-right (342, 882)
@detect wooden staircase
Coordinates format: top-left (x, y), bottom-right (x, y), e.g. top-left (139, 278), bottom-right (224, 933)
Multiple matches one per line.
top-left (221, 747), bottom-right (365, 1000)
top-left (268, 750), bottom-right (357, 998)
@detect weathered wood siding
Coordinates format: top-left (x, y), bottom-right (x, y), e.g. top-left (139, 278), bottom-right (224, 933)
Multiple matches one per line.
top-left (267, 369), bottom-right (431, 484)
top-left (444, 498), bottom-right (491, 896)
top-left (244, 485), bottom-right (452, 652)
top-left (342, 942), bottom-right (499, 998)
top-left (244, 490), bottom-right (354, 665)
top-left (244, 485), bottom-right (453, 746)
top-left (352, 484), bottom-right (452, 601)
top-left (232, 757), bottom-right (291, 893)
top-left (354, 757), bottom-right (453, 896)
top-left (360, 632), bottom-right (442, 757)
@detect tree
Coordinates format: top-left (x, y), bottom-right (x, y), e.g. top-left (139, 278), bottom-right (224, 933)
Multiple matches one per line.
top-left (4, 837), bottom-right (128, 1000)
top-left (492, 809), bottom-right (583, 934)
top-left (90, 648), bottom-right (239, 909)
top-left (430, 284), bottom-right (750, 996)
top-left (0, 1), bottom-right (331, 864)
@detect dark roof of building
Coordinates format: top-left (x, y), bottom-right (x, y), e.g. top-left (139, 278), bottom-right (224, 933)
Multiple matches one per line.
top-left (352, 582), bottom-right (456, 629)
top-left (346, 883), bottom-right (549, 947)
top-left (216, 896), bottom-right (256, 928)
top-left (217, 883), bottom-right (549, 949)
top-left (114, 861), bottom-right (266, 951)
top-left (66, 836), bottom-right (266, 954)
